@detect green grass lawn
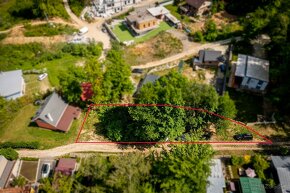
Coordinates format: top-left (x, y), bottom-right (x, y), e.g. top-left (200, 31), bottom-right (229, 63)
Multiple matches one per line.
top-left (0, 104), bottom-right (82, 149)
top-left (38, 55), bottom-right (81, 87)
top-left (112, 21), bottom-right (172, 43)
top-left (24, 23), bottom-right (77, 37)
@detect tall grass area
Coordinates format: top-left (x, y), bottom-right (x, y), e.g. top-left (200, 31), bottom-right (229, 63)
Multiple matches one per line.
top-left (0, 0), bottom-right (69, 30)
top-left (68, 0), bottom-right (89, 17)
top-left (24, 23), bottom-right (77, 37)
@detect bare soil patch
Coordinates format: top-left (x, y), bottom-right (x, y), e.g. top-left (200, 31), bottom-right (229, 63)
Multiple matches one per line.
top-left (123, 32), bottom-right (183, 66)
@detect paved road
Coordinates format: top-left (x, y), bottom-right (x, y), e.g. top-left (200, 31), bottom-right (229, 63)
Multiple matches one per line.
top-left (131, 38), bottom-right (241, 70)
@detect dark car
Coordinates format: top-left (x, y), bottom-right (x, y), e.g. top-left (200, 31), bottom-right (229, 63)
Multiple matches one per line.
top-left (132, 69), bottom-right (143, 74)
top-left (233, 133), bottom-right (253, 141)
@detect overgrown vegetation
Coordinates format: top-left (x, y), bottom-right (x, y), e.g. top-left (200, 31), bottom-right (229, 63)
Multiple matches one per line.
top-left (24, 23), bottom-right (77, 37)
top-left (68, 0), bottom-right (89, 17)
top-left (40, 144), bottom-right (214, 192)
top-left (0, 147), bottom-right (19, 160)
top-left (99, 71), bottom-right (236, 142)
top-left (0, 0), bottom-right (68, 30)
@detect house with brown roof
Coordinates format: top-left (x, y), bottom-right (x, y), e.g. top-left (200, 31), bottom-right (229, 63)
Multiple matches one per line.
top-left (180, 0), bottom-right (212, 16)
top-left (55, 158), bottom-right (77, 176)
top-left (32, 92), bottom-right (81, 132)
top-left (126, 8), bottom-right (159, 36)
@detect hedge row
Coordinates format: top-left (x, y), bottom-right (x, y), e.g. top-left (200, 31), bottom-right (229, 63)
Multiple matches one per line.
top-left (0, 141), bottom-right (40, 149)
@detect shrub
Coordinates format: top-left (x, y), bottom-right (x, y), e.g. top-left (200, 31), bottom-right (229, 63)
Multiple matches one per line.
top-left (231, 155), bottom-right (244, 166)
top-left (0, 148), bottom-right (19, 160)
top-left (0, 141), bottom-right (40, 149)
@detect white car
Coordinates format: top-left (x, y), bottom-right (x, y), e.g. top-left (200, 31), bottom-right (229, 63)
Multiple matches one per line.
top-left (41, 163), bottom-right (51, 178)
top-left (38, 73), bottom-right (48, 81)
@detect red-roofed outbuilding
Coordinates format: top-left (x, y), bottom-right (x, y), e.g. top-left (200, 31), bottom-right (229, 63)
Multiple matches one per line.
top-left (81, 82), bottom-right (93, 101)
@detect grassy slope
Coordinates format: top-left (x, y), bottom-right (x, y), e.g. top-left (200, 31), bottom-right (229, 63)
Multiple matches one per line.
top-left (113, 21), bottom-right (172, 43)
top-left (38, 55), bottom-right (81, 86)
top-left (0, 104), bottom-right (82, 149)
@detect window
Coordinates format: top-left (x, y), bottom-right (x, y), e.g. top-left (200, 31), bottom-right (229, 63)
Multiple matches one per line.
top-left (257, 80), bottom-right (263, 86)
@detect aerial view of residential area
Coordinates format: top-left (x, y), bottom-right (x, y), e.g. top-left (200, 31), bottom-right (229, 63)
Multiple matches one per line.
top-left (0, 0), bottom-right (290, 192)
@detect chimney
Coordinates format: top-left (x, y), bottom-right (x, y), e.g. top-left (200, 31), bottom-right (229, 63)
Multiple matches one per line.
top-left (46, 113), bottom-right (54, 122)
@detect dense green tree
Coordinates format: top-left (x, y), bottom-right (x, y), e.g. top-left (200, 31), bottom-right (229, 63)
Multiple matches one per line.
top-left (107, 153), bottom-right (151, 193)
top-left (215, 92), bottom-right (237, 130)
top-left (152, 144), bottom-right (214, 193)
top-left (252, 154), bottom-right (269, 181)
top-left (102, 49), bottom-right (133, 103)
top-left (58, 67), bottom-right (85, 105)
top-left (193, 31), bottom-right (205, 42)
top-left (204, 20), bottom-right (218, 41)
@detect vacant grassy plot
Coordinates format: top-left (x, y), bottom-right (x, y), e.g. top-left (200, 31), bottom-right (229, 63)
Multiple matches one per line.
top-left (24, 23), bottom-right (77, 37)
top-left (38, 55), bottom-right (81, 87)
top-left (112, 21), bottom-right (172, 43)
top-left (123, 32), bottom-right (182, 65)
top-left (0, 104), bottom-right (82, 149)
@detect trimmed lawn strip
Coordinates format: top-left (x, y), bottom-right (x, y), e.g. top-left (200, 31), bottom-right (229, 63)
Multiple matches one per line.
top-left (0, 104), bottom-right (81, 149)
top-left (112, 21), bottom-right (172, 43)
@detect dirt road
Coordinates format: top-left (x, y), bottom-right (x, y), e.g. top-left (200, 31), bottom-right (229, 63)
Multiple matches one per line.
top-left (17, 141), bottom-right (287, 158)
top-left (63, 0), bottom-right (111, 50)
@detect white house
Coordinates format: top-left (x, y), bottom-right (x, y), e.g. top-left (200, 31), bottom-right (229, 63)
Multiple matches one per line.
top-left (0, 70), bottom-right (25, 100)
top-left (93, 0), bottom-right (142, 17)
top-left (206, 159), bottom-right (226, 193)
top-left (234, 54), bottom-right (269, 92)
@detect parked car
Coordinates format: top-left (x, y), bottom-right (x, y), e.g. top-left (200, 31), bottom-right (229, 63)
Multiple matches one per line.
top-left (132, 69), bottom-right (143, 74)
top-left (38, 73), bottom-right (48, 81)
top-left (41, 163), bottom-right (51, 178)
top-left (233, 133), bottom-right (253, 141)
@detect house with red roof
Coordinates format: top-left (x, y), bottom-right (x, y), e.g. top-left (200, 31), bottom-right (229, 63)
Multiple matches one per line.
top-left (32, 92), bottom-right (81, 132)
top-left (55, 158), bottom-right (77, 176)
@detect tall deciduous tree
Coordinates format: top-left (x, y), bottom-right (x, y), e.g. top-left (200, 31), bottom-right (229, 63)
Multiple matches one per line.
top-left (152, 144), bottom-right (214, 193)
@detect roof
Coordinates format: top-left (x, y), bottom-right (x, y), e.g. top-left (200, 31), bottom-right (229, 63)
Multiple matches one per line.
top-left (142, 74), bottom-right (160, 86)
top-left (207, 159), bottom-right (225, 193)
top-left (56, 105), bottom-right (81, 132)
top-left (126, 8), bottom-right (156, 24)
top-left (199, 50), bottom-right (222, 62)
top-left (55, 158), bottom-right (76, 175)
top-left (239, 177), bottom-right (266, 193)
top-left (246, 56), bottom-right (269, 82)
top-left (81, 82), bottom-right (93, 101)
top-left (0, 70), bottom-right (23, 99)
top-left (165, 13), bottom-right (180, 24)
top-left (235, 54), bottom-right (269, 82)
top-left (0, 160), bottom-right (14, 188)
top-left (186, 0), bottom-right (207, 8)
top-left (147, 6), bottom-right (169, 17)
top-left (271, 156), bottom-right (290, 193)
top-left (32, 92), bottom-right (68, 127)
top-left (0, 155), bottom-right (8, 177)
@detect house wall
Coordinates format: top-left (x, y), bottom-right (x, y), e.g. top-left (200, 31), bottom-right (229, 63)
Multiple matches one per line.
top-left (202, 61), bottom-right (219, 66)
top-left (35, 119), bottom-right (57, 131)
top-left (241, 77), bottom-right (267, 91)
top-left (136, 19), bottom-right (157, 30)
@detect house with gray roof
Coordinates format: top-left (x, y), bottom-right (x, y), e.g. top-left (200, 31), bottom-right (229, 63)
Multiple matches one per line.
top-left (32, 92), bottom-right (81, 132)
top-left (0, 70), bottom-right (25, 100)
top-left (234, 54), bottom-right (269, 92)
top-left (207, 159), bottom-right (226, 193)
top-left (0, 156), bottom-right (15, 189)
top-left (195, 49), bottom-right (223, 66)
top-left (271, 156), bottom-right (290, 193)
